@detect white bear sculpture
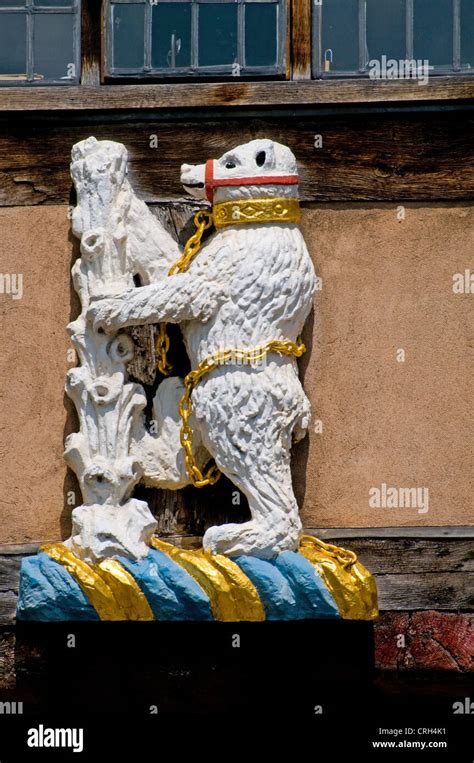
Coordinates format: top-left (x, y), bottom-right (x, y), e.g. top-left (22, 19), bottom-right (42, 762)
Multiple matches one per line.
top-left (86, 137), bottom-right (316, 559)
top-left (16, 137), bottom-right (379, 623)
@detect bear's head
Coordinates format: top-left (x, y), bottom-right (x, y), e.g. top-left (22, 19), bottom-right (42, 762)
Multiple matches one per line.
top-left (180, 139), bottom-right (299, 203)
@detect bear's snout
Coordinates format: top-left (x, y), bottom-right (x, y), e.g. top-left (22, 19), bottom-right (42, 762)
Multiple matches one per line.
top-left (181, 162), bottom-right (206, 199)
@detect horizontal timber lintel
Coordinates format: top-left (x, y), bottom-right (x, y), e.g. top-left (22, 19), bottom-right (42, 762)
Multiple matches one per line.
top-left (0, 78), bottom-right (473, 112)
top-left (305, 526), bottom-right (474, 539)
top-left (0, 528), bottom-right (472, 554)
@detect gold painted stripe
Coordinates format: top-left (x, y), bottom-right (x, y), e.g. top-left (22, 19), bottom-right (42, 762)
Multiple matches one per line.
top-left (299, 536), bottom-right (378, 621)
top-left (96, 559), bottom-right (155, 621)
top-left (40, 543), bottom-right (128, 621)
top-left (151, 538), bottom-right (248, 621)
top-left (198, 550), bottom-right (265, 622)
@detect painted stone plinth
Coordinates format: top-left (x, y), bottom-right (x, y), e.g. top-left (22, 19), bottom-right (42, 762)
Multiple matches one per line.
top-left (17, 536), bottom-right (378, 622)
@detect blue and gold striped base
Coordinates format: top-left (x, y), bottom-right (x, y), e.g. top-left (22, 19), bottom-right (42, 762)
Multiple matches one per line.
top-left (16, 536), bottom-right (378, 622)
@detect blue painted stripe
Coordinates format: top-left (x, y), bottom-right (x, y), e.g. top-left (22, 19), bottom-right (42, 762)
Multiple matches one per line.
top-left (273, 551), bottom-right (340, 618)
top-left (234, 556), bottom-right (297, 620)
top-left (16, 553), bottom-right (99, 622)
top-left (120, 549), bottom-right (213, 621)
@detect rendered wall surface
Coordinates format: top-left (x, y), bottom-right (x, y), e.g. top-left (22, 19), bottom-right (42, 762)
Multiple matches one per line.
top-left (297, 203), bottom-right (473, 528)
top-left (0, 203), bottom-right (472, 543)
top-left (0, 206), bottom-right (79, 544)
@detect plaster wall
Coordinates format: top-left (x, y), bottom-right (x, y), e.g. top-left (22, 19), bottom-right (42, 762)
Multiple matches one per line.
top-left (0, 203), bottom-right (472, 542)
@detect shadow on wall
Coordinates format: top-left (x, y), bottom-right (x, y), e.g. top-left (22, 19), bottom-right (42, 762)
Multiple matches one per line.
top-left (61, 225), bottom-right (81, 540)
top-left (292, 305), bottom-right (314, 513)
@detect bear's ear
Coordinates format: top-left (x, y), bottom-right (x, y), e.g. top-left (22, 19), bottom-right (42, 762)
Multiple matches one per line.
top-left (254, 141), bottom-right (275, 169)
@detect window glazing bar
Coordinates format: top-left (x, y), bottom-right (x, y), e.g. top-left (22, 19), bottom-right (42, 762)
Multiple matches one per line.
top-left (238, 0), bottom-right (244, 70)
top-left (406, 0), bottom-right (414, 60)
top-left (358, 0), bottom-right (366, 73)
top-left (312, 0), bottom-right (322, 76)
top-left (144, 0), bottom-right (152, 70)
top-left (191, 0), bottom-right (199, 69)
top-left (27, 7), bottom-right (34, 82)
top-left (453, 0), bottom-right (461, 70)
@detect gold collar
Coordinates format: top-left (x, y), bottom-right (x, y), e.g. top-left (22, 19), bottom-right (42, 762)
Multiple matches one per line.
top-left (213, 197), bottom-right (300, 228)
top-left (168, 197), bottom-right (300, 276)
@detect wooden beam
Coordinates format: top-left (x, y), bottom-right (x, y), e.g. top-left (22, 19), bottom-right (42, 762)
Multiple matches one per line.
top-left (0, 111), bottom-right (473, 206)
top-left (312, 539), bottom-right (474, 575)
top-left (0, 543), bottom-right (43, 556)
top-left (0, 77), bottom-right (472, 112)
top-left (306, 526), bottom-right (474, 539)
top-left (291, 0), bottom-right (312, 80)
top-left (376, 572), bottom-right (473, 611)
top-left (80, 0), bottom-right (101, 87)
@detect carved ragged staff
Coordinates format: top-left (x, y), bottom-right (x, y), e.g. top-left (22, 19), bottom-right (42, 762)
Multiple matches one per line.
top-left (65, 138), bottom-right (157, 562)
top-left (65, 137), bottom-right (206, 564)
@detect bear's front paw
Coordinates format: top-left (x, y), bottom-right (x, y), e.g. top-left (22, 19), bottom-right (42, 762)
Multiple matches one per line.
top-left (86, 298), bottom-right (124, 333)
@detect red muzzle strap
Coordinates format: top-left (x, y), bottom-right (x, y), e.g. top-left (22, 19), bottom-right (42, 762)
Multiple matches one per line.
top-left (205, 159), bottom-right (299, 203)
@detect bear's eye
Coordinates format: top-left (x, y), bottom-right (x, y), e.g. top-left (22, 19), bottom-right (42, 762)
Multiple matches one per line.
top-left (225, 161), bottom-right (236, 169)
top-left (256, 151), bottom-right (266, 167)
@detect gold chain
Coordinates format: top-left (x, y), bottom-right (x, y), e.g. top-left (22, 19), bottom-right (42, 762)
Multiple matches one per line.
top-left (156, 211), bottom-right (212, 376)
top-left (168, 210), bottom-right (214, 276)
top-left (179, 338), bottom-right (306, 488)
top-left (300, 535), bottom-right (357, 569)
top-left (155, 322), bottom-right (173, 376)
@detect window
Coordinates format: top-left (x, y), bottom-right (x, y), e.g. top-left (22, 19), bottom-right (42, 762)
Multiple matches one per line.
top-left (313, 0), bottom-right (474, 77)
top-left (0, 0), bottom-right (80, 86)
top-left (105, 0), bottom-right (287, 78)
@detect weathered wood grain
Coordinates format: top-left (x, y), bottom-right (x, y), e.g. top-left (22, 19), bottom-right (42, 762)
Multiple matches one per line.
top-left (0, 557), bottom-right (20, 627)
top-left (376, 572), bottom-right (474, 611)
top-left (0, 558), bottom-right (21, 592)
top-left (291, 0), bottom-right (312, 80)
top-left (309, 539), bottom-right (474, 575)
top-left (0, 544), bottom-right (41, 556)
top-left (0, 629), bottom-right (16, 689)
top-left (0, 112), bottom-right (473, 206)
top-left (0, 78), bottom-right (473, 112)
top-left (0, 592), bottom-right (19, 627)
top-left (374, 611), bottom-right (473, 671)
top-left (308, 526), bottom-right (474, 539)
top-left (80, 0), bottom-right (101, 88)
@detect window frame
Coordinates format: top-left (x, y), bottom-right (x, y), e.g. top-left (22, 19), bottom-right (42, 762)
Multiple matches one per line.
top-left (104, 0), bottom-right (288, 80)
top-left (0, 0), bottom-right (81, 87)
top-left (0, 0), bottom-right (472, 105)
top-left (312, 0), bottom-right (472, 79)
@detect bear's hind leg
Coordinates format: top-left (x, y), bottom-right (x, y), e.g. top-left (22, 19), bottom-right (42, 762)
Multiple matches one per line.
top-left (203, 465), bottom-right (302, 559)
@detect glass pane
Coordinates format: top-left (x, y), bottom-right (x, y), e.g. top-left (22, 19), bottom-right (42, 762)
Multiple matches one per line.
top-left (245, 2), bottom-right (277, 67)
top-left (0, 14), bottom-right (27, 82)
top-left (112, 4), bottom-right (145, 69)
top-left (199, 3), bottom-right (238, 67)
top-left (414, 0), bottom-right (453, 68)
top-left (152, 2), bottom-right (191, 69)
top-left (0, 2), bottom-right (25, 6)
top-left (366, 0), bottom-right (405, 65)
top-left (34, 14), bottom-right (75, 80)
top-left (33, 1), bottom-right (75, 5)
top-left (322, 0), bottom-right (359, 72)
top-left (461, 0), bottom-right (474, 70)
